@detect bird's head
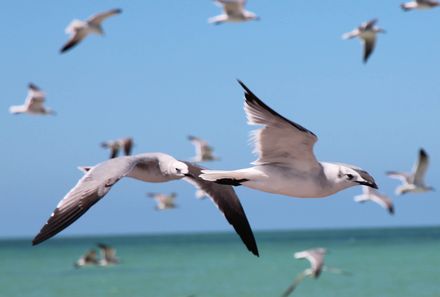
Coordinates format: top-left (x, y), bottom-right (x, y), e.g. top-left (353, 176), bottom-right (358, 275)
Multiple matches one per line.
top-left (170, 161), bottom-right (189, 177)
top-left (330, 163), bottom-right (378, 190)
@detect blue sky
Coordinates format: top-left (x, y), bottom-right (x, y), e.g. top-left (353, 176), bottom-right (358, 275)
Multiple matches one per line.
top-left (1, 0), bottom-right (439, 239)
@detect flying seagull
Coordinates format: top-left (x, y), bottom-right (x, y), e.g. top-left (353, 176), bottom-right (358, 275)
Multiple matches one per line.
top-left (188, 135), bottom-right (219, 162)
top-left (101, 137), bottom-right (134, 159)
top-left (208, 0), bottom-right (259, 25)
top-left (97, 243), bottom-right (119, 266)
top-left (401, 0), bottom-right (440, 11)
top-left (32, 152), bottom-right (259, 257)
top-left (60, 8), bottom-right (122, 53)
top-left (147, 192), bottom-right (177, 210)
top-left (74, 249), bottom-right (99, 268)
top-left (354, 186), bottom-right (394, 215)
top-left (281, 248), bottom-right (349, 296)
top-left (386, 148), bottom-right (434, 195)
top-left (9, 83), bottom-right (55, 115)
top-left (200, 81), bottom-right (377, 200)
top-left (342, 19), bottom-right (386, 63)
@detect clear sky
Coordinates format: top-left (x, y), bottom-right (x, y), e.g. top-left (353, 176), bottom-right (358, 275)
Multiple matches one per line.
top-left (1, 0), bottom-right (439, 239)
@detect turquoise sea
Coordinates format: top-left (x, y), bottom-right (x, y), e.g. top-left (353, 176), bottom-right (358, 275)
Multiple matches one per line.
top-left (1, 227), bottom-right (439, 297)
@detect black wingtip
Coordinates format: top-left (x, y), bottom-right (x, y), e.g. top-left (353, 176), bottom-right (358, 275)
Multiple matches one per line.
top-left (237, 79), bottom-right (253, 96)
top-left (419, 148), bottom-right (427, 157)
top-left (389, 207), bottom-right (395, 215)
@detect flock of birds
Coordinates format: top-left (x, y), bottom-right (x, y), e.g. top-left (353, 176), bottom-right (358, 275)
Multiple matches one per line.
top-left (8, 0), bottom-right (438, 296)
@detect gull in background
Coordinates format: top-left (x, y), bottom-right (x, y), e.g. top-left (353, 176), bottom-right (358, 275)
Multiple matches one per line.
top-left (401, 0), bottom-right (440, 11)
top-left (208, 0), bottom-right (259, 25)
top-left (97, 243), bottom-right (119, 266)
top-left (101, 137), bottom-right (134, 159)
top-left (281, 248), bottom-right (349, 297)
top-left (9, 83), bottom-right (55, 115)
top-left (342, 19), bottom-right (386, 63)
top-left (60, 8), bottom-right (122, 53)
top-left (200, 81), bottom-right (377, 200)
top-left (147, 192), bottom-right (177, 210)
top-left (354, 186), bottom-right (394, 215)
top-left (32, 152), bottom-right (259, 256)
top-left (188, 135), bottom-right (219, 162)
top-left (74, 249), bottom-right (99, 268)
top-left (386, 148), bottom-right (434, 195)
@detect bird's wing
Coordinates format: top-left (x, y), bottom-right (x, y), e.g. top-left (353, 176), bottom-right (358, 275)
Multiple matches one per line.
top-left (361, 19), bottom-right (378, 30)
top-left (88, 8), bottom-right (122, 26)
top-left (183, 161), bottom-right (259, 256)
top-left (188, 136), bottom-right (208, 160)
top-left (281, 271), bottom-right (308, 297)
top-left (354, 194), bottom-right (369, 203)
top-left (238, 80), bottom-right (320, 172)
top-left (110, 146), bottom-right (119, 159)
top-left (217, 0), bottom-right (245, 16)
top-left (412, 149), bottom-right (429, 185)
top-left (363, 36), bottom-right (376, 63)
top-left (370, 191), bottom-right (394, 214)
top-left (25, 83), bottom-right (46, 109)
top-left (122, 138), bottom-right (133, 156)
top-left (342, 29), bottom-right (360, 40)
top-left (32, 157), bottom-right (137, 245)
top-left (60, 30), bottom-right (87, 53)
top-left (386, 171), bottom-right (410, 183)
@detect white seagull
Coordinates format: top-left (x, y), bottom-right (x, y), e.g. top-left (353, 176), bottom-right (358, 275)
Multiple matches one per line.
top-left (60, 8), bottom-right (122, 53)
top-left (342, 19), bottom-right (386, 63)
top-left (386, 148), bottom-right (434, 195)
top-left (74, 249), bottom-right (99, 268)
top-left (101, 137), bottom-right (134, 159)
top-left (200, 81), bottom-right (377, 199)
top-left (147, 192), bottom-right (177, 210)
top-left (354, 186), bottom-right (395, 215)
top-left (401, 0), bottom-right (440, 11)
top-left (9, 83), bottom-right (55, 115)
top-left (97, 243), bottom-right (119, 266)
top-left (208, 0), bottom-right (259, 25)
top-left (32, 152), bottom-right (259, 256)
top-left (281, 248), bottom-right (349, 297)
top-left (188, 135), bottom-right (219, 162)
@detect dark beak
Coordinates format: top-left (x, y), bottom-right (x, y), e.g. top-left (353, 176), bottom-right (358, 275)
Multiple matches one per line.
top-left (356, 181), bottom-right (378, 189)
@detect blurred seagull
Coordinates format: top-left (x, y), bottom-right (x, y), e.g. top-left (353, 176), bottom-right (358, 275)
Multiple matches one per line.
top-left (101, 137), bottom-right (134, 159)
top-left (97, 243), bottom-right (119, 266)
top-left (209, 0), bottom-right (259, 25)
top-left (188, 135), bottom-right (219, 162)
top-left (401, 0), bottom-right (440, 11)
top-left (281, 248), bottom-right (349, 297)
top-left (354, 186), bottom-right (394, 215)
top-left (32, 152), bottom-right (259, 256)
top-left (147, 192), bottom-right (177, 210)
top-left (342, 19), bottom-right (386, 63)
top-left (74, 249), bottom-right (99, 268)
top-left (386, 148), bottom-right (434, 195)
top-left (60, 8), bottom-right (122, 53)
top-left (200, 81), bottom-right (378, 199)
top-left (9, 83), bottom-right (55, 115)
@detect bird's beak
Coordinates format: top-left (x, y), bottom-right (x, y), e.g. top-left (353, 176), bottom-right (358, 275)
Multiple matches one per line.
top-left (356, 181), bottom-right (378, 189)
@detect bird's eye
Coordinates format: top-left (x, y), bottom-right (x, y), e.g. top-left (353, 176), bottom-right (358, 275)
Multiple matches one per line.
top-left (346, 174), bottom-right (354, 180)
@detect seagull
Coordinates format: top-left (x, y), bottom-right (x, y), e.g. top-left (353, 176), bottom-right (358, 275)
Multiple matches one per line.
top-left (97, 243), bottom-right (119, 266)
top-left (386, 148), bottom-right (434, 195)
top-left (281, 248), bottom-right (349, 297)
top-left (32, 152), bottom-right (259, 256)
top-left (101, 137), bottom-right (134, 159)
top-left (188, 135), bottom-right (219, 162)
top-left (354, 186), bottom-right (394, 215)
top-left (74, 249), bottom-right (99, 268)
top-left (147, 192), bottom-right (177, 210)
top-left (401, 0), bottom-right (440, 11)
top-left (200, 81), bottom-right (377, 200)
top-left (60, 8), bottom-right (122, 53)
top-left (208, 0), bottom-right (259, 25)
top-left (342, 19), bottom-right (386, 63)
top-left (9, 83), bottom-right (55, 115)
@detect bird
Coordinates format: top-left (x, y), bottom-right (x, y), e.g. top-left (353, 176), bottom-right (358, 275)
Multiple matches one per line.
top-left (97, 243), bottom-right (119, 266)
top-left (342, 19), bottom-right (386, 63)
top-left (401, 0), bottom-right (440, 11)
top-left (188, 135), bottom-right (219, 162)
top-left (208, 0), bottom-right (259, 25)
top-left (147, 192), bottom-right (177, 210)
top-left (101, 137), bottom-right (134, 159)
top-left (354, 186), bottom-right (395, 215)
top-left (60, 8), bottom-right (122, 53)
top-left (386, 148), bottom-right (434, 195)
top-left (9, 83), bottom-right (55, 115)
top-left (74, 249), bottom-right (99, 268)
top-left (200, 81), bottom-right (378, 200)
top-left (32, 152), bottom-right (259, 257)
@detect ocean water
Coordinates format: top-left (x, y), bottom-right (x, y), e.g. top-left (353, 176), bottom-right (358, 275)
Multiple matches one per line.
top-left (1, 227), bottom-right (439, 297)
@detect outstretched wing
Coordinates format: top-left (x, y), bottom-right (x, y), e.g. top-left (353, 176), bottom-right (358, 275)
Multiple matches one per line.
top-left (412, 148), bottom-right (429, 185)
top-left (183, 161), bottom-right (259, 256)
top-left (363, 37), bottom-right (376, 63)
top-left (60, 30), bottom-right (87, 53)
top-left (281, 271), bottom-right (308, 297)
top-left (88, 8), bottom-right (122, 26)
top-left (32, 157), bottom-right (137, 245)
top-left (217, 0), bottom-right (245, 17)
